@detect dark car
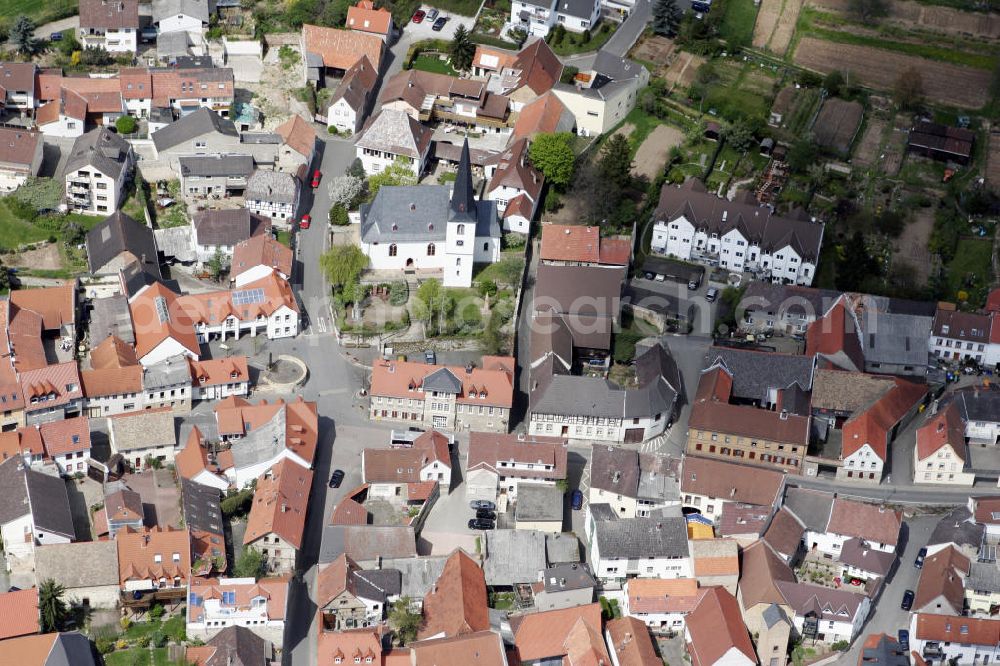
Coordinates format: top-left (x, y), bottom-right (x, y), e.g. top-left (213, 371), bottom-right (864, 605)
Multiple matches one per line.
top-left (468, 518), bottom-right (494, 530)
top-left (571, 489), bottom-right (584, 510)
top-left (411, 9), bottom-right (426, 22)
top-left (901, 589), bottom-right (915, 611)
top-left (898, 629), bottom-right (910, 651)
top-left (470, 499), bottom-right (496, 511)
top-left (476, 509), bottom-right (496, 520)
top-left (50, 32), bottom-right (63, 41)
top-left (914, 547), bottom-right (927, 569)
top-left (329, 469), bottom-right (345, 488)
top-left (431, 16), bottom-right (448, 30)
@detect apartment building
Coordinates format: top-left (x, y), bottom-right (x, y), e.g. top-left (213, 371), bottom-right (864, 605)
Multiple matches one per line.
top-left (64, 127), bottom-right (134, 216)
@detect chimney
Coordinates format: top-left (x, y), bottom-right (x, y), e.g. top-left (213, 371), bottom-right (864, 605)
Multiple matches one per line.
top-left (466, 363), bottom-right (474, 375)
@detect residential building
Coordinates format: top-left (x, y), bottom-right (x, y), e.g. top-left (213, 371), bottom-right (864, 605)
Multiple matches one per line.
top-left (179, 154), bottom-right (254, 198)
top-left (0, 633), bottom-right (98, 666)
top-left (531, 262), bottom-right (625, 358)
top-left (512, 602), bottom-right (609, 666)
top-left (481, 528), bottom-right (549, 588)
top-left (183, 479), bottom-right (228, 576)
top-left (318, 525), bottom-right (417, 567)
top-left (316, 553), bottom-right (401, 630)
top-left (930, 307), bottom-right (992, 364)
top-left (379, 70), bottom-right (511, 135)
top-left (108, 408), bottom-right (176, 470)
top-left (514, 484), bottom-right (564, 532)
top-left (27, 417), bottom-right (92, 475)
top-left (858, 633), bottom-right (910, 666)
top-left (532, 562), bottom-right (596, 611)
top-left (512, 90), bottom-right (575, 140)
top-left (740, 282), bottom-right (839, 335)
top-left (355, 107), bottom-right (433, 177)
top-left (245, 169), bottom-right (300, 225)
top-left (965, 560), bottom-right (1000, 617)
top-left (465, 432), bottom-right (567, 504)
top-left (64, 127), bottom-right (134, 216)
top-left (116, 525), bottom-right (191, 610)
top-left (913, 545), bottom-right (969, 616)
top-left (79, 0), bottom-right (139, 52)
top-left (909, 614), bottom-right (1000, 665)
top-left (737, 540), bottom-right (795, 663)
top-left (34, 541), bottom-right (121, 609)
top-left (587, 508), bottom-right (691, 582)
top-left (684, 587), bottom-right (756, 666)
top-left (777, 581), bottom-right (871, 644)
top-left (953, 386), bottom-right (1000, 445)
top-left (151, 108), bottom-right (241, 168)
top-left (539, 224), bottom-right (632, 267)
top-left (418, 549), bottom-right (489, 640)
top-left (484, 139), bottom-right (544, 234)
top-left (152, 0), bottom-right (211, 39)
top-left (0, 127), bottom-right (42, 191)
top-left (588, 446), bottom-right (679, 518)
top-left (552, 50), bottom-right (648, 136)
top-left (471, 39), bottom-right (563, 107)
top-left (189, 357), bottom-right (250, 401)
top-left (928, 505), bottom-right (983, 560)
top-left (186, 575), bottom-right (289, 643)
top-left (915, 402), bottom-right (974, 486)
top-left (689, 538), bottom-right (740, 593)
top-left (510, 0), bottom-right (602, 36)
top-left (316, 629), bottom-right (384, 666)
top-left (651, 178), bottom-right (824, 285)
top-left (408, 631), bottom-right (508, 666)
top-left (104, 482), bottom-right (144, 537)
top-left (176, 273), bottom-right (300, 344)
top-left (85, 211), bottom-right (161, 281)
top-left (623, 577), bottom-right (704, 631)
top-left (142, 354), bottom-right (194, 412)
top-left (301, 24), bottom-right (385, 85)
top-left (243, 458), bottom-right (313, 574)
top-left (799, 495), bottom-right (901, 583)
top-left (176, 427), bottom-right (230, 491)
top-left (762, 507), bottom-right (806, 564)
top-left (345, 0), bottom-right (393, 40)
top-left (0, 456), bottom-right (76, 570)
top-left (274, 113), bottom-right (317, 174)
top-left (325, 55), bottom-right (378, 134)
top-left (679, 455), bottom-right (785, 518)
top-left (369, 355), bottom-right (514, 432)
top-left (10, 282), bottom-right (77, 342)
top-left (0, 62), bottom-right (38, 117)
top-left (20, 362), bottom-right (84, 425)
top-left (231, 234), bottom-right (293, 287)
top-left (362, 429), bottom-right (452, 489)
top-left (185, 626), bottom-right (274, 666)
top-left (213, 396), bottom-right (318, 487)
top-left (191, 208), bottom-right (270, 264)
top-left (128, 282), bottom-right (201, 366)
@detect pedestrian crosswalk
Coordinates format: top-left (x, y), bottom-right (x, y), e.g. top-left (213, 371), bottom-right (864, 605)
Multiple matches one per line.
top-left (640, 434), bottom-right (666, 453)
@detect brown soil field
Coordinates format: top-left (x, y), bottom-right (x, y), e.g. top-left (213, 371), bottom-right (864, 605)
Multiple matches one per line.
top-left (987, 131), bottom-right (1000, 191)
top-left (6, 243), bottom-right (62, 270)
top-left (809, 0), bottom-right (1000, 38)
top-left (793, 38), bottom-right (991, 108)
top-left (631, 36), bottom-right (676, 74)
top-left (753, 0), bottom-right (804, 54)
top-left (893, 203), bottom-right (935, 286)
top-left (633, 125), bottom-right (685, 180)
top-left (853, 117), bottom-right (887, 167)
top-left (663, 52), bottom-right (706, 89)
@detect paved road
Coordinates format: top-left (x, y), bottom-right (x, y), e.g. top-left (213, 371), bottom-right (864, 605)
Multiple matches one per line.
top-left (559, 0), bottom-right (650, 67)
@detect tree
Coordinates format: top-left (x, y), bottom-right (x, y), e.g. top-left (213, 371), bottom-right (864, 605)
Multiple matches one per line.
top-left (389, 597), bottom-right (422, 645)
top-left (847, 0), bottom-right (888, 22)
top-left (823, 70), bottom-right (845, 97)
top-left (413, 278), bottom-right (443, 331)
top-left (786, 136), bottom-right (818, 173)
top-left (893, 67), bottom-right (923, 110)
top-left (346, 158), bottom-right (366, 179)
top-left (598, 134), bottom-right (633, 190)
top-left (320, 244), bottom-right (368, 289)
top-left (38, 579), bottom-right (68, 633)
top-left (528, 133), bottom-right (576, 188)
top-left (367, 159), bottom-right (417, 198)
top-left (559, 65), bottom-right (579, 85)
top-left (449, 25), bottom-right (475, 72)
top-left (233, 548), bottom-right (266, 580)
top-left (11, 16), bottom-right (38, 55)
top-left (329, 203), bottom-right (350, 226)
top-left (80, 46), bottom-right (113, 66)
top-left (207, 248), bottom-right (227, 280)
top-left (836, 231), bottom-right (879, 292)
top-left (115, 115), bottom-right (137, 135)
top-left (723, 119), bottom-right (756, 153)
top-left (55, 30), bottom-right (80, 57)
top-left (328, 175), bottom-right (365, 209)
top-left (652, 0), bottom-right (683, 36)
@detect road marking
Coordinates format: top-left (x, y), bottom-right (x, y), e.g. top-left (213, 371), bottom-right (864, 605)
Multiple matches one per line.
top-left (317, 317), bottom-right (328, 334)
top-left (318, 388), bottom-right (351, 397)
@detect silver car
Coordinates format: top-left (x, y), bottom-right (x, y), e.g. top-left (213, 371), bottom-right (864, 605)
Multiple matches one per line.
top-left (425, 8), bottom-right (439, 21)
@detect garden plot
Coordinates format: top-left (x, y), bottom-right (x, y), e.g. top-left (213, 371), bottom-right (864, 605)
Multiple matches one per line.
top-left (630, 35), bottom-right (676, 75)
top-left (853, 117), bottom-right (887, 168)
top-left (663, 52), bottom-right (706, 89)
top-left (986, 131), bottom-right (1000, 191)
top-left (892, 204), bottom-right (935, 286)
top-left (792, 37), bottom-right (991, 108)
top-left (808, 0), bottom-right (1000, 39)
top-left (753, 0), bottom-right (804, 54)
top-left (633, 125), bottom-right (684, 180)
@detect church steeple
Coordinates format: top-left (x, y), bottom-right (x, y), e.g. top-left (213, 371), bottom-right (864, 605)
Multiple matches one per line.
top-left (449, 138), bottom-right (478, 223)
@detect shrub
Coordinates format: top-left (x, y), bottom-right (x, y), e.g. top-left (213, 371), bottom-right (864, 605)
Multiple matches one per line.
top-left (389, 281), bottom-right (408, 306)
top-left (136, 635), bottom-right (151, 648)
top-left (115, 115), bottom-right (137, 135)
top-left (831, 640), bottom-right (850, 652)
top-left (95, 635), bottom-right (116, 654)
top-left (328, 126), bottom-right (339, 134)
top-left (329, 204), bottom-right (350, 226)
top-left (150, 629), bottom-right (167, 648)
top-left (148, 603), bottom-right (165, 621)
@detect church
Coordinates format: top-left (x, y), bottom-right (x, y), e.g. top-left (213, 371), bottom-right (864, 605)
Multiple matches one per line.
top-left (359, 140), bottom-right (502, 287)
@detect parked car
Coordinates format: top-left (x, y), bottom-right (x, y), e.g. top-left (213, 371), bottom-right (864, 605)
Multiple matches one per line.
top-left (901, 589), bottom-right (915, 611)
top-left (300, 214), bottom-right (311, 229)
top-left (311, 169), bottom-right (322, 188)
top-left (705, 287), bottom-right (720, 302)
top-left (329, 469), bottom-right (345, 488)
top-left (468, 518), bottom-right (494, 530)
top-left (411, 9), bottom-right (425, 22)
top-left (914, 547), bottom-right (927, 569)
top-left (50, 32), bottom-right (63, 41)
top-left (687, 279), bottom-right (699, 290)
top-left (476, 509), bottom-right (496, 520)
top-left (431, 16), bottom-right (448, 30)
top-left (470, 499), bottom-right (496, 511)
top-left (571, 489), bottom-right (584, 510)
top-left (425, 8), bottom-right (439, 20)
top-left (898, 629), bottom-right (909, 651)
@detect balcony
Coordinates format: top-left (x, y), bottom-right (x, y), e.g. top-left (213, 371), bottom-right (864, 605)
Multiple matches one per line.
top-left (121, 586), bottom-right (187, 608)
top-left (68, 185), bottom-right (91, 195)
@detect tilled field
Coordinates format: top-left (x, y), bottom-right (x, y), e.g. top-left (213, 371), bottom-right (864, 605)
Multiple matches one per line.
top-left (793, 38), bottom-right (991, 108)
top-left (809, 0), bottom-right (1000, 39)
top-left (752, 0), bottom-right (803, 54)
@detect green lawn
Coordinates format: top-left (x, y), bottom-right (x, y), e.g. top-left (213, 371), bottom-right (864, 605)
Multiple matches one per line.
top-left (103, 648), bottom-right (176, 666)
top-left (0, 200), bottom-right (52, 249)
top-left (945, 238), bottom-right (994, 307)
top-left (276, 229), bottom-right (292, 247)
top-left (410, 54), bottom-right (458, 76)
top-left (548, 22), bottom-right (616, 56)
top-left (719, 0), bottom-right (759, 47)
top-left (0, 0), bottom-right (76, 26)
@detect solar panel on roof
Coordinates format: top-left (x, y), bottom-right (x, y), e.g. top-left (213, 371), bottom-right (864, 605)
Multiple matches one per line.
top-left (154, 296), bottom-right (170, 324)
top-left (232, 288), bottom-right (265, 305)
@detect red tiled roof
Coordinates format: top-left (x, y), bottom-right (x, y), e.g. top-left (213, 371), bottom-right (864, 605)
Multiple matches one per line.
top-left (243, 458), bottom-right (313, 549)
top-left (370, 357), bottom-right (515, 409)
top-left (189, 356), bottom-right (249, 388)
top-left (913, 613), bottom-right (1000, 647)
top-left (39, 416), bottom-right (91, 457)
top-left (512, 39), bottom-right (563, 96)
top-left (317, 628), bottom-right (383, 665)
top-left (913, 545), bottom-right (969, 614)
top-left (679, 455), bottom-right (785, 506)
top-left (175, 273), bottom-right (299, 328)
top-left (19, 361), bottom-right (83, 411)
top-left (10, 283), bottom-right (75, 333)
top-left (685, 587), bottom-right (755, 666)
top-left (541, 225), bottom-right (600, 263)
top-left (188, 576), bottom-right (289, 623)
top-left (826, 497), bottom-right (902, 546)
top-left (330, 497), bottom-right (368, 525)
top-left (175, 427), bottom-right (223, 482)
top-left (467, 432), bottom-right (567, 481)
top-left (805, 298), bottom-right (865, 370)
top-left (275, 114), bottom-right (317, 159)
top-left (606, 616), bottom-right (662, 666)
top-left (419, 550), bottom-right (489, 640)
top-left (513, 91), bottom-right (572, 140)
top-left (302, 24), bottom-right (385, 71)
top-left (0, 587), bottom-right (39, 640)
top-left (346, 0), bottom-right (393, 36)
top-left (214, 396), bottom-right (319, 466)
top-left (90, 335), bottom-right (139, 369)
top-left (129, 282), bottom-right (200, 360)
top-left (231, 235), bottom-right (293, 281)
top-left (116, 526), bottom-right (191, 586)
top-left (472, 45), bottom-right (518, 72)
top-left (513, 602), bottom-right (606, 663)
top-left (81, 366), bottom-right (143, 398)
top-left (916, 402), bottom-right (966, 462)
top-left (626, 578), bottom-right (702, 614)
top-left (841, 377), bottom-right (926, 460)
top-left (599, 238), bottom-right (631, 266)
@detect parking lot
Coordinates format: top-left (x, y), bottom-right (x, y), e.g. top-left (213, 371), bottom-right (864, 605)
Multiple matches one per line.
top-left (405, 5), bottom-right (476, 40)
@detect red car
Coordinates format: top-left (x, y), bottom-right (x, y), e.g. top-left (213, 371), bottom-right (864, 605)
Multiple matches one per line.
top-left (311, 169), bottom-right (322, 188)
top-left (412, 9), bottom-right (426, 22)
top-left (299, 214), bottom-right (311, 230)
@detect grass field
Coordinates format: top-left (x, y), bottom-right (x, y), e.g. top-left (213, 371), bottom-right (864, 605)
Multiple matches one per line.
top-left (719, 0), bottom-right (759, 47)
top-left (103, 648), bottom-right (175, 666)
top-left (0, 201), bottom-right (53, 249)
top-left (0, 0), bottom-right (76, 25)
top-left (548, 22), bottom-right (615, 56)
top-left (410, 54), bottom-right (458, 76)
top-left (945, 238), bottom-right (994, 307)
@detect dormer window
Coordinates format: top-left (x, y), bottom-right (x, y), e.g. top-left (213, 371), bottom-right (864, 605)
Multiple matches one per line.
top-left (942, 325), bottom-right (950, 334)
top-left (154, 554), bottom-right (162, 563)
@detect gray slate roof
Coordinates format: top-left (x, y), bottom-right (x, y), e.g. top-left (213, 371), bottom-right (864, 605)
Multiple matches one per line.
top-left (360, 186), bottom-right (500, 244)
top-left (86, 211), bottom-right (161, 278)
top-left (0, 457), bottom-right (33, 525)
top-left (592, 515), bottom-right (689, 559)
top-left (545, 532), bottom-right (580, 564)
top-left (109, 409), bottom-right (175, 453)
top-left (34, 541), bottom-right (120, 589)
top-left (423, 367), bottom-right (463, 394)
top-left (382, 556), bottom-right (449, 599)
top-left (318, 525), bottom-right (417, 564)
top-left (65, 127), bottom-right (131, 179)
top-left (929, 506), bottom-right (984, 551)
top-left (228, 406), bottom-right (285, 471)
top-left (355, 108), bottom-right (432, 159)
top-left (47, 633), bottom-right (99, 666)
top-left (152, 108), bottom-right (238, 153)
top-left (968, 562), bottom-right (1000, 594)
top-left (483, 529), bottom-right (548, 586)
top-left (153, 0), bottom-right (210, 24)
top-left (26, 468), bottom-right (77, 539)
top-left (704, 346), bottom-right (815, 402)
top-left (182, 479), bottom-right (223, 535)
top-left (157, 30), bottom-right (193, 59)
top-left (202, 626), bottom-right (270, 666)
top-left (179, 154), bottom-right (254, 178)
top-left (90, 295), bottom-right (135, 345)
top-left (860, 310), bottom-right (933, 369)
top-left (783, 487), bottom-right (834, 533)
top-left (515, 484), bottom-right (563, 523)
top-left (859, 634), bottom-right (908, 666)
top-left (554, 0), bottom-right (598, 19)
top-left (353, 568), bottom-right (403, 602)
top-left (955, 388), bottom-right (1000, 424)
top-left (142, 354), bottom-right (192, 389)
top-left (541, 562), bottom-right (595, 593)
top-left (246, 169), bottom-right (299, 204)
top-left (154, 226), bottom-right (195, 263)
